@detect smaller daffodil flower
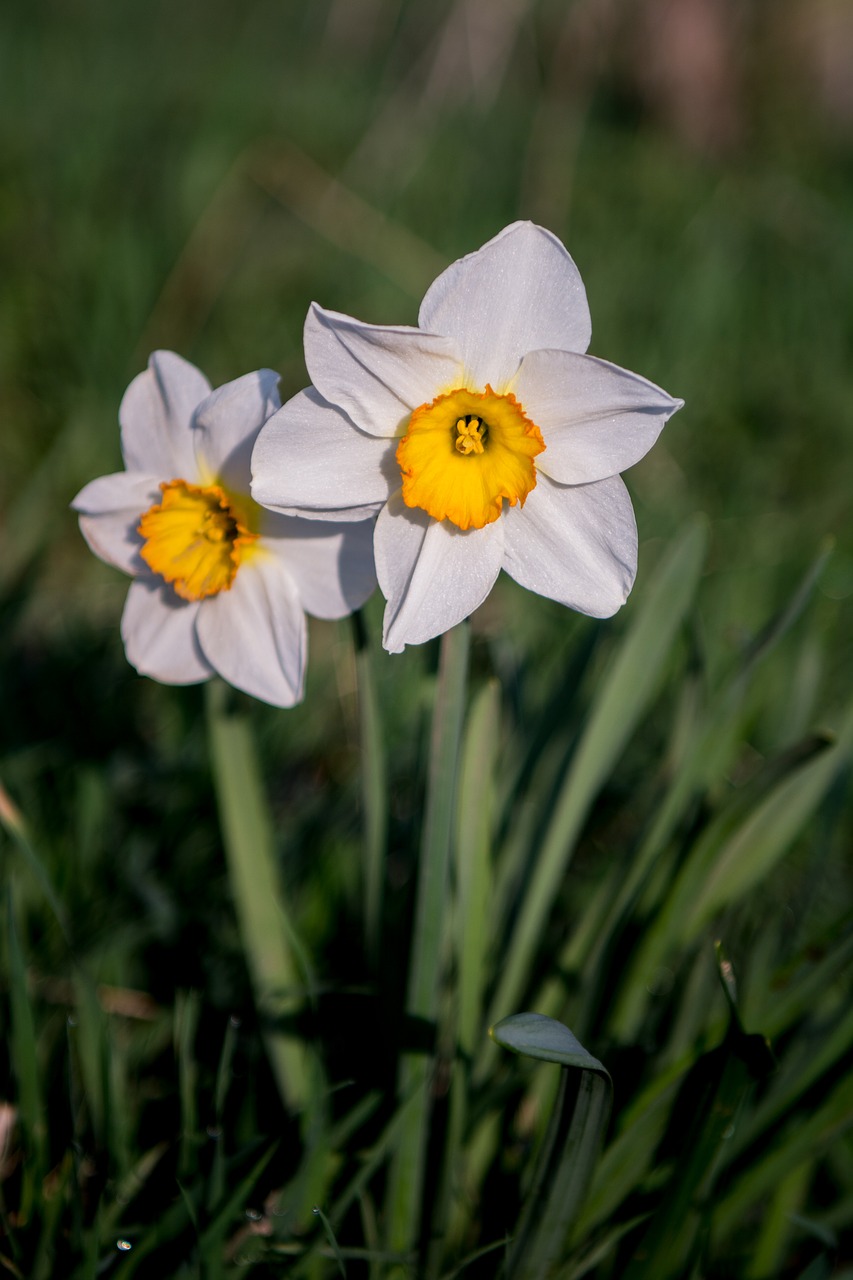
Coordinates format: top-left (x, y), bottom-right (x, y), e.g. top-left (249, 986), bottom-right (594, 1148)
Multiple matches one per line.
top-left (73, 352), bottom-right (376, 706)
top-left (251, 222), bottom-right (684, 652)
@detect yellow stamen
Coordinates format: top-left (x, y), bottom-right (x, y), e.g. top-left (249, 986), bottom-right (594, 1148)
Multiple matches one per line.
top-left (455, 417), bottom-right (486, 455)
top-left (396, 386), bottom-right (545, 531)
top-left (137, 479), bottom-right (259, 601)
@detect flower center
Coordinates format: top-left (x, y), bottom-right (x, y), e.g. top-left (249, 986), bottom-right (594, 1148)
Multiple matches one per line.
top-left (396, 386), bottom-right (545, 531)
top-left (137, 480), bottom-right (259, 601)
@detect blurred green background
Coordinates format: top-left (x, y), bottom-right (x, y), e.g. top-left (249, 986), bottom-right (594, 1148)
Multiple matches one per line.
top-left (3, 0), bottom-right (852, 651)
top-left (1, 1), bottom-right (853, 1276)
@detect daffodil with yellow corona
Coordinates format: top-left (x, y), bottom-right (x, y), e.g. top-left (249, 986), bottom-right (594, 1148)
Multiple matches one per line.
top-left (251, 222), bottom-right (683, 652)
top-left (73, 352), bottom-right (376, 706)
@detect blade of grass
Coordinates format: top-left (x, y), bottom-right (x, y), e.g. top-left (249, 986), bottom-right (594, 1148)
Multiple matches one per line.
top-left (563, 541), bottom-right (834, 1015)
top-left (312, 1205), bottom-right (347, 1278)
top-left (481, 518), bottom-right (707, 1071)
top-left (385, 622), bottom-right (471, 1271)
top-left (455, 679), bottom-right (500, 1065)
top-left (747, 1161), bottom-right (811, 1280)
top-left (490, 1014), bottom-right (612, 1280)
top-left (681, 721), bottom-right (853, 938)
top-left (175, 990), bottom-right (200, 1181)
top-left (731, 998), bottom-right (853, 1165)
top-left (427, 679), bottom-right (501, 1278)
top-left (352, 610), bottom-right (388, 965)
top-left (713, 1073), bottom-right (853, 1242)
top-left (0, 778), bottom-right (71, 946)
top-left (620, 955), bottom-right (774, 1279)
top-left (209, 1015), bottom-right (240, 1211)
top-left (206, 680), bottom-right (308, 1113)
top-left (31, 1153), bottom-right (73, 1280)
top-left (612, 706), bottom-right (853, 1040)
top-left (69, 968), bottom-right (116, 1160)
top-left (752, 927), bottom-right (853, 1040)
top-left (5, 890), bottom-right (46, 1219)
top-left (198, 1143), bottom-right (278, 1254)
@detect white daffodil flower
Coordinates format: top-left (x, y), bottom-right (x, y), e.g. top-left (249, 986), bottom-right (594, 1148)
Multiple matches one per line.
top-left (73, 352), bottom-right (376, 706)
top-left (251, 221), bottom-right (683, 653)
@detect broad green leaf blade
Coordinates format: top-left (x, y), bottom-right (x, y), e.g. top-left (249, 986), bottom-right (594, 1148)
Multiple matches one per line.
top-left (511, 1072), bottom-right (612, 1280)
top-left (680, 717), bottom-right (852, 937)
top-left (563, 542), bottom-right (834, 1024)
top-left (752, 928), bottom-right (853, 1040)
top-left (483, 518), bottom-right (707, 1060)
top-left (620, 1045), bottom-right (755, 1277)
top-left (352, 610), bottom-right (388, 964)
top-left (206, 681), bottom-right (308, 1113)
top-left (714, 1073), bottom-right (853, 1242)
top-left (427, 679), bottom-right (501, 1279)
top-left (385, 622), bottom-right (470, 1267)
top-left (456, 680), bottom-right (501, 1062)
top-left (730, 998), bottom-right (853, 1166)
top-left (612, 708), bottom-right (853, 1041)
top-left (492, 1016), bottom-right (612, 1280)
top-left (620, 948), bottom-right (774, 1279)
top-left (491, 1013), bottom-right (609, 1078)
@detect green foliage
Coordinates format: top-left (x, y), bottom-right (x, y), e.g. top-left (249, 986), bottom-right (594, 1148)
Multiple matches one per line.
top-left (2, 520), bottom-right (850, 1276)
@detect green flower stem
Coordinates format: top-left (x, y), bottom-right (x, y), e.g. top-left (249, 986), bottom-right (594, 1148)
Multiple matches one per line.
top-left (352, 611), bottom-right (388, 964)
top-left (384, 621), bottom-right (471, 1269)
top-left (206, 681), bottom-right (308, 1113)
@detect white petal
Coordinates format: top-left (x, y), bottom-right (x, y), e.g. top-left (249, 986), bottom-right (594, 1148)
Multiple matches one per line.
top-left (193, 368), bottom-right (281, 492)
top-left (120, 351), bottom-right (210, 478)
top-left (417, 222), bottom-right (592, 390)
top-left (304, 305), bottom-right (462, 436)
top-left (121, 578), bottom-right (212, 684)
top-left (515, 350), bottom-right (683, 484)
top-left (73, 472), bottom-right (162, 575)
top-left (195, 554), bottom-right (307, 708)
top-left (260, 516), bottom-right (376, 620)
top-left (375, 492), bottom-right (504, 652)
top-left (502, 474), bottom-right (637, 617)
top-left (251, 388), bottom-right (396, 520)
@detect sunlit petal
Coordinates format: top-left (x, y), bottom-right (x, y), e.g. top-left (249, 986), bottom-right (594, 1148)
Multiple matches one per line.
top-left (375, 492), bottom-right (504, 652)
top-left (120, 351), bottom-right (210, 478)
top-left (502, 474), bottom-right (637, 617)
top-left (418, 222), bottom-right (592, 389)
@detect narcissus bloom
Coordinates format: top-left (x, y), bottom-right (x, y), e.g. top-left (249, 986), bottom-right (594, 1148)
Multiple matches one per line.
top-left (252, 222), bottom-right (683, 652)
top-left (73, 352), bottom-right (376, 706)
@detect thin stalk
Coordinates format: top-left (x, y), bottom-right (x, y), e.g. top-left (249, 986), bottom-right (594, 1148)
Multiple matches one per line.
top-left (384, 622), bottom-right (471, 1272)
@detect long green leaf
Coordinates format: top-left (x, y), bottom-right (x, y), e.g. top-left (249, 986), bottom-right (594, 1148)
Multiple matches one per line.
top-left (206, 681), bottom-right (308, 1112)
top-left (714, 1074), bottom-right (853, 1241)
top-left (482, 519), bottom-right (707, 1067)
top-left (428, 680), bottom-right (501, 1278)
top-left (612, 704), bottom-right (853, 1040)
top-left (353, 610), bottom-right (388, 964)
top-left (385, 622), bottom-right (470, 1269)
top-left (492, 1014), bottom-right (612, 1280)
top-left (563, 541), bottom-right (834, 1021)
